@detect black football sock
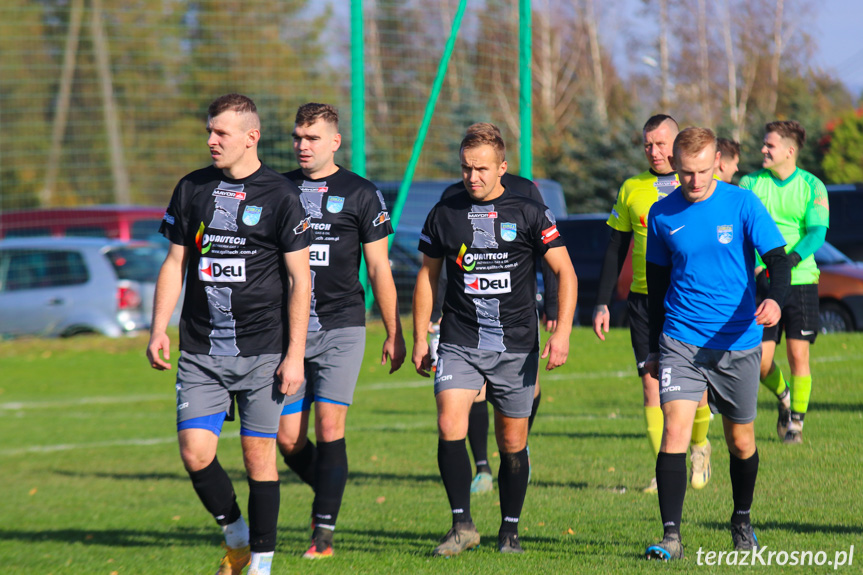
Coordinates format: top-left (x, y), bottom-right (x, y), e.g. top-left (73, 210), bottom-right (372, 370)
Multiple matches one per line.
top-left (437, 438), bottom-right (473, 525)
top-left (282, 439), bottom-right (317, 489)
top-left (498, 447), bottom-right (530, 535)
top-left (247, 478), bottom-right (279, 553)
top-left (729, 449), bottom-right (759, 526)
top-left (187, 456), bottom-right (242, 526)
top-left (528, 392), bottom-right (542, 433)
top-left (312, 438), bottom-right (348, 530)
top-left (656, 452), bottom-right (687, 537)
top-left (467, 401), bottom-right (491, 474)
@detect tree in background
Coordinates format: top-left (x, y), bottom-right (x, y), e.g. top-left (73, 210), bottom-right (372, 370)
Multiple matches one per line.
top-left (822, 110), bottom-right (863, 183)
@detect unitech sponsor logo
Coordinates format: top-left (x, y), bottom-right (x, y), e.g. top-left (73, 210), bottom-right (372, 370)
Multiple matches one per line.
top-left (212, 189), bottom-right (247, 200)
top-left (199, 258), bottom-right (246, 282)
top-left (309, 244), bottom-right (330, 266)
top-left (464, 272), bottom-right (511, 295)
top-left (468, 211), bottom-right (498, 219)
top-left (457, 244), bottom-right (509, 271)
top-left (205, 234), bottom-right (247, 245)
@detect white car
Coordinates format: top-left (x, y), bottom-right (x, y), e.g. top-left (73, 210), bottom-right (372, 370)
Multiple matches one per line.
top-left (0, 237), bottom-right (175, 338)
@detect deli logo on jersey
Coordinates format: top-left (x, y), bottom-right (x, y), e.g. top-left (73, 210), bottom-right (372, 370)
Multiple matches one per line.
top-left (163, 212), bottom-right (175, 225)
top-left (468, 211), bottom-right (498, 220)
top-left (309, 244), bottom-right (330, 266)
top-left (464, 272), bottom-right (511, 295)
top-left (541, 225), bottom-right (560, 244)
top-left (717, 225), bottom-right (733, 244)
top-left (326, 196), bottom-right (345, 213)
top-left (212, 189), bottom-right (247, 200)
top-left (199, 257), bottom-right (246, 282)
top-left (242, 206), bottom-right (262, 226)
top-left (500, 222), bottom-right (517, 242)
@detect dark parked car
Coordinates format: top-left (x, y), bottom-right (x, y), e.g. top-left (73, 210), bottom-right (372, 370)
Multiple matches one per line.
top-left (815, 241), bottom-right (863, 333)
top-left (825, 184), bottom-right (863, 261)
top-left (554, 214), bottom-right (631, 326)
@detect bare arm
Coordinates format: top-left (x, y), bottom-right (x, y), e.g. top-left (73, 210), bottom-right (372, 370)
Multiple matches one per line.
top-left (363, 237), bottom-right (406, 373)
top-left (541, 246), bottom-right (578, 371)
top-left (412, 255), bottom-right (443, 377)
top-left (277, 247), bottom-right (311, 395)
top-left (146, 242), bottom-right (188, 370)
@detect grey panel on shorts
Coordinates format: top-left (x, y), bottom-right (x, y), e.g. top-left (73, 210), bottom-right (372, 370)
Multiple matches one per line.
top-left (283, 326), bottom-right (366, 407)
top-left (176, 353), bottom-right (284, 434)
top-left (658, 334), bottom-right (761, 423)
top-left (434, 342), bottom-right (538, 418)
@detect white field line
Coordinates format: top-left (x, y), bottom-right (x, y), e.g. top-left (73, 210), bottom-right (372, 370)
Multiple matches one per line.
top-left (1, 354), bottom-right (856, 457)
top-left (0, 394), bottom-right (171, 411)
top-left (0, 432), bottom-right (240, 456)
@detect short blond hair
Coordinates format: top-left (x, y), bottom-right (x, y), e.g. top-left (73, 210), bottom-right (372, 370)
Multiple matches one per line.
top-left (460, 130), bottom-right (506, 164)
top-left (673, 127), bottom-right (717, 160)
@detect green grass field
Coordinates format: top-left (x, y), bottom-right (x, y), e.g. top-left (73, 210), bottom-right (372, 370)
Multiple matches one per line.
top-left (2, 326), bottom-right (861, 574)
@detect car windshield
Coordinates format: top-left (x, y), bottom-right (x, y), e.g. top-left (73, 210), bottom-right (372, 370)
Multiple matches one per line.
top-left (814, 242), bottom-right (853, 266)
top-left (105, 245), bottom-right (166, 282)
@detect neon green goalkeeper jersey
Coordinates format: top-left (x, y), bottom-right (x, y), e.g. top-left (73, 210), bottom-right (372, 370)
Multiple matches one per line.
top-left (739, 167), bottom-right (830, 285)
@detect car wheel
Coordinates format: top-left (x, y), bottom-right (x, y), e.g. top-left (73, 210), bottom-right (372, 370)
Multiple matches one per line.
top-left (819, 301), bottom-right (853, 334)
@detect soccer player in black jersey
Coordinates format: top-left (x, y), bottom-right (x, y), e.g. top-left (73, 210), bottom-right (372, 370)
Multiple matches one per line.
top-left (276, 103), bottom-right (406, 559)
top-left (147, 94), bottom-right (312, 575)
top-left (413, 129), bottom-right (577, 556)
top-left (433, 124), bottom-right (557, 496)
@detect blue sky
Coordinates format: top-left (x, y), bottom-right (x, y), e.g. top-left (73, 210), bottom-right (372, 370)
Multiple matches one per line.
top-left (812, 0), bottom-right (863, 95)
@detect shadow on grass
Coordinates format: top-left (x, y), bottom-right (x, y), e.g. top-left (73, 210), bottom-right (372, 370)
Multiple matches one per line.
top-left (332, 527), bottom-right (597, 556)
top-left (0, 526), bottom-right (217, 547)
top-left (756, 399), bottom-right (863, 413)
top-left (702, 521), bottom-right (863, 535)
top-left (348, 470), bottom-right (441, 485)
top-left (52, 468), bottom-right (249, 483)
top-left (533, 431), bottom-right (645, 440)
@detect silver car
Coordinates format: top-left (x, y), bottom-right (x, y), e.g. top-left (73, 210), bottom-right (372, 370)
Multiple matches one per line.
top-left (0, 237), bottom-right (174, 337)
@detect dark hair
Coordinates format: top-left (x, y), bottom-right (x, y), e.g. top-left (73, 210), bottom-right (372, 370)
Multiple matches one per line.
top-left (295, 103), bottom-right (339, 129)
top-left (673, 127), bottom-right (716, 160)
top-left (208, 93), bottom-right (257, 118)
top-left (766, 120), bottom-right (806, 149)
top-left (643, 114), bottom-right (679, 134)
top-left (460, 130), bottom-right (506, 163)
top-left (465, 122), bottom-right (502, 137)
top-left (717, 137), bottom-right (740, 159)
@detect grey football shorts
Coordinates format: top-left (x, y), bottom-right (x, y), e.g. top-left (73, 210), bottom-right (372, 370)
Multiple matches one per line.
top-left (176, 353), bottom-right (285, 435)
top-left (434, 342), bottom-right (538, 418)
top-left (658, 334), bottom-right (761, 424)
top-left (283, 326), bottom-right (366, 409)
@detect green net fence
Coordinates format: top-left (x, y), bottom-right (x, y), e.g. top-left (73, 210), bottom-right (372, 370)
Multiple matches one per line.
top-left (0, 0), bottom-right (529, 213)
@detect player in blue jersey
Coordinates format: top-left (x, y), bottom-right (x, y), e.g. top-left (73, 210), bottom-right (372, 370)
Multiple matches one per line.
top-left (642, 127), bottom-right (791, 561)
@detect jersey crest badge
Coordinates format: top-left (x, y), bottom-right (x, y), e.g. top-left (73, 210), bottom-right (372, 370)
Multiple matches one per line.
top-left (242, 206), bottom-right (262, 226)
top-left (717, 225), bottom-right (733, 244)
top-left (326, 196), bottom-right (345, 213)
top-left (500, 223), bottom-right (517, 242)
